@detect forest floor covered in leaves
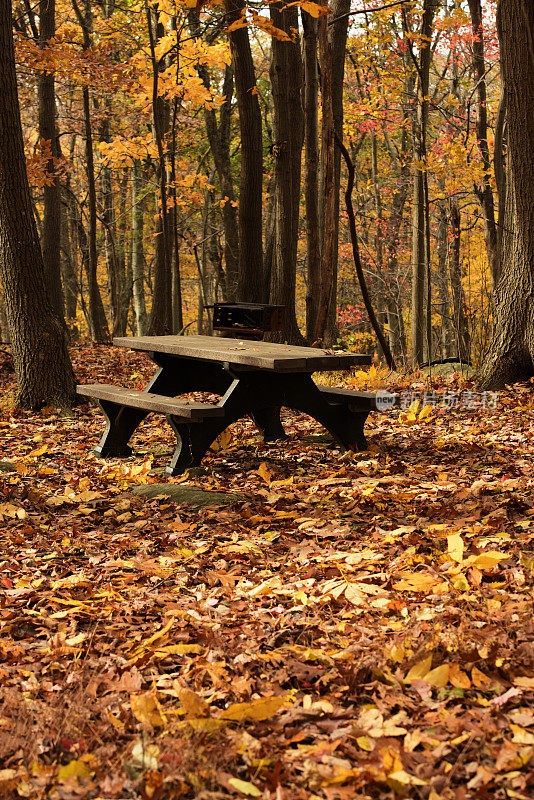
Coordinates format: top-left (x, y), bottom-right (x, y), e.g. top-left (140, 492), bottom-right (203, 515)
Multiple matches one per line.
top-left (1, 344), bottom-right (533, 800)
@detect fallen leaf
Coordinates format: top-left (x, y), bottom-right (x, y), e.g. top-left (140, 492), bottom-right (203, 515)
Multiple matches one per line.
top-left (130, 689), bottom-right (167, 727)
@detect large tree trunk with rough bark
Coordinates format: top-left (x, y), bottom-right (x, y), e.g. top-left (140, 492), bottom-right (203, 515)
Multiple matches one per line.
top-left (478, 0), bottom-right (534, 388)
top-left (0, 0), bottom-right (76, 408)
top-left (224, 0), bottom-right (264, 302)
top-left (269, 3), bottom-right (305, 343)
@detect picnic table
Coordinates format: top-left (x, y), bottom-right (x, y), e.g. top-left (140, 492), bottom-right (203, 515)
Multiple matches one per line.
top-left (77, 335), bottom-right (382, 475)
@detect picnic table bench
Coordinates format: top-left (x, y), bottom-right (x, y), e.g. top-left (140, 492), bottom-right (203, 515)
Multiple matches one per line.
top-left (77, 336), bottom-right (394, 475)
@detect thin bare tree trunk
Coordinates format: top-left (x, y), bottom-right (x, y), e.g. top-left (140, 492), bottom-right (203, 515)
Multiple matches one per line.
top-left (72, 0), bottom-right (110, 342)
top-left (38, 0), bottom-right (65, 323)
top-left (224, 0), bottom-right (264, 302)
top-left (325, 0), bottom-right (351, 344)
top-left (270, 2), bottom-right (305, 343)
top-left (436, 199), bottom-right (454, 358)
top-left (146, 1), bottom-right (172, 334)
top-left (408, 0), bottom-right (435, 365)
top-left (449, 200), bottom-right (470, 362)
top-left (131, 160), bottom-right (148, 335)
top-left (302, 10), bottom-right (320, 342)
top-left (467, 0), bottom-right (499, 289)
top-left (314, 4), bottom-right (335, 344)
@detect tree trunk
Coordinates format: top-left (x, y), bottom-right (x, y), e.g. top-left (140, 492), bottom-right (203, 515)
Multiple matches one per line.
top-left (72, 0), bottom-right (110, 341)
top-left (60, 192), bottom-right (78, 326)
top-left (0, 0), bottom-right (76, 407)
top-left (449, 200), bottom-right (470, 362)
top-left (467, 0), bottom-right (500, 289)
top-left (224, 0), bottom-right (264, 302)
top-left (131, 160), bottom-right (148, 335)
top-left (478, 0), bottom-right (534, 388)
top-left (146, 2), bottom-right (173, 335)
top-left (409, 0), bottom-right (435, 365)
top-left (269, 2), bottom-right (305, 343)
top-left (435, 199), bottom-right (454, 358)
top-left (38, 0), bottom-right (65, 323)
top-left (302, 10), bottom-right (320, 342)
top-left (325, 0), bottom-right (351, 344)
top-left (100, 111), bottom-right (126, 336)
top-left (189, 12), bottom-right (239, 301)
top-left (314, 2), bottom-right (335, 344)
top-left (82, 83), bottom-right (110, 342)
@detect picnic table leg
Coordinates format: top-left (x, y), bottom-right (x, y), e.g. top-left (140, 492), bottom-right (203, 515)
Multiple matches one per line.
top-left (166, 416), bottom-right (243, 475)
top-left (280, 375), bottom-right (370, 451)
top-left (251, 407), bottom-right (287, 441)
top-left (165, 377), bottom-right (259, 474)
top-left (94, 400), bottom-right (148, 458)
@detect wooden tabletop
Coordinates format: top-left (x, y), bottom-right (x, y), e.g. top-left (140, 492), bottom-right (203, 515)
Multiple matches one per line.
top-left (113, 335), bottom-right (372, 372)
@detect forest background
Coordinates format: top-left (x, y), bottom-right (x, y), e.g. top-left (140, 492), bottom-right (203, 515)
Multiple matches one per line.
top-left (7, 0), bottom-right (500, 368)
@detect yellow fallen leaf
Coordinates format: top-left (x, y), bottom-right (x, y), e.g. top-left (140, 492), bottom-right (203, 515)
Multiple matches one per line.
top-left (106, 710), bottom-right (125, 730)
top-left (356, 735), bottom-right (374, 751)
top-left (449, 663), bottom-right (471, 689)
top-left (471, 666), bottom-right (492, 689)
top-left (511, 724), bottom-right (534, 745)
top-left (344, 583), bottom-right (367, 606)
top-left (393, 572), bottom-right (437, 592)
top-left (451, 572), bottom-right (470, 591)
top-left (423, 664), bottom-right (450, 688)
top-left (404, 654), bottom-right (433, 683)
top-left (175, 686), bottom-right (210, 718)
top-left (257, 461), bottom-right (272, 485)
top-left (52, 573), bottom-right (92, 590)
top-left (418, 404), bottom-right (434, 422)
top-left (186, 718), bottom-right (223, 732)
top-left (128, 618), bottom-right (174, 656)
top-left (130, 689), bottom-right (167, 727)
top-left (211, 428), bottom-right (233, 453)
top-left (28, 444), bottom-right (48, 458)
top-left (388, 769), bottom-right (427, 789)
top-left (472, 551), bottom-right (507, 569)
top-left (220, 695), bottom-right (289, 721)
top-left (227, 777), bottom-right (262, 797)
top-left (57, 759), bottom-right (91, 781)
top-left (447, 532), bottom-right (464, 563)
top-left (155, 643), bottom-right (202, 656)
